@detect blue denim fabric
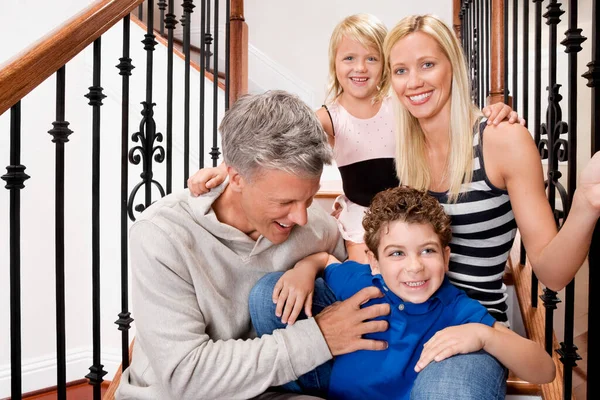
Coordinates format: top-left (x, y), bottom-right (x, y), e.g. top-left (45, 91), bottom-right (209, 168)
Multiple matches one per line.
top-left (410, 350), bottom-right (508, 400)
top-left (249, 272), bottom-right (336, 398)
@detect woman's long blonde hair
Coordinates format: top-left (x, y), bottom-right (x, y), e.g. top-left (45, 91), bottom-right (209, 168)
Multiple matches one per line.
top-left (383, 15), bottom-right (481, 201)
top-left (326, 13), bottom-right (390, 104)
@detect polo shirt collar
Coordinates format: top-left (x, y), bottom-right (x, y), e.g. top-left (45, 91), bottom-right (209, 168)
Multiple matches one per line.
top-left (371, 274), bottom-right (455, 314)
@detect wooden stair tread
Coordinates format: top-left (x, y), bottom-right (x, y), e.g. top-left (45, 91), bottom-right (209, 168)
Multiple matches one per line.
top-left (506, 370), bottom-right (542, 396)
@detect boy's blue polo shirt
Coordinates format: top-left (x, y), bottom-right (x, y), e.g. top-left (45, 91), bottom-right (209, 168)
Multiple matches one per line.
top-left (324, 261), bottom-right (496, 400)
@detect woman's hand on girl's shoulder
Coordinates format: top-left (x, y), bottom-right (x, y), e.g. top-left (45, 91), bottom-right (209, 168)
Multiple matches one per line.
top-left (482, 102), bottom-right (526, 126)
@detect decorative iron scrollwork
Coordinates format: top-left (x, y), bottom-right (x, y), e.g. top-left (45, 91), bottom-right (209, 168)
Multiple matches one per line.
top-left (127, 101), bottom-right (165, 221)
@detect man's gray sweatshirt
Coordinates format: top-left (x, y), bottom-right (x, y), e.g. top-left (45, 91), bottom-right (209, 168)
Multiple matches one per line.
top-left (116, 184), bottom-right (346, 400)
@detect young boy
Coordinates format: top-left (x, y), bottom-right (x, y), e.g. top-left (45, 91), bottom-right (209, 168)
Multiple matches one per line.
top-left (268, 186), bottom-right (555, 400)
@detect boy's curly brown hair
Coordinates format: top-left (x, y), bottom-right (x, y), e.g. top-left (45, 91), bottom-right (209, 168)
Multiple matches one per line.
top-left (362, 186), bottom-right (452, 259)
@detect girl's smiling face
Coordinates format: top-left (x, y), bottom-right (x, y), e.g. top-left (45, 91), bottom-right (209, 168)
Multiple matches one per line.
top-left (389, 32), bottom-right (453, 123)
top-left (335, 35), bottom-right (383, 101)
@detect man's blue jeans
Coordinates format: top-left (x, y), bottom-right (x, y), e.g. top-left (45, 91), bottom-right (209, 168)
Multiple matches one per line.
top-left (249, 271), bottom-right (508, 399)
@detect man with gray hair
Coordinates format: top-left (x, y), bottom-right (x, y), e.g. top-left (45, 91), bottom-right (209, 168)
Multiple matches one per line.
top-left (117, 90), bottom-right (389, 400)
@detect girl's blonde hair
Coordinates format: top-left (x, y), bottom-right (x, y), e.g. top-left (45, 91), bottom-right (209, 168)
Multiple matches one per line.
top-left (326, 13), bottom-right (389, 104)
top-left (383, 14), bottom-right (481, 202)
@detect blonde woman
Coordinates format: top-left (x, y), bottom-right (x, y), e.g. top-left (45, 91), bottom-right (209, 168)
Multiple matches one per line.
top-left (383, 14), bottom-right (599, 398)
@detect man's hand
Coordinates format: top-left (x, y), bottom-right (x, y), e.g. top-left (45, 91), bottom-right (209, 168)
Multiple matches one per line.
top-left (315, 286), bottom-right (389, 356)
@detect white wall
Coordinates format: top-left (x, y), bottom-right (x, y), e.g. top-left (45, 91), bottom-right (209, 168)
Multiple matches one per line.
top-left (0, 0), bottom-right (95, 66)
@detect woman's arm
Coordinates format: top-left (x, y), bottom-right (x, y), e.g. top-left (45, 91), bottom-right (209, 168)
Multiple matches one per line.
top-left (483, 123), bottom-right (600, 290)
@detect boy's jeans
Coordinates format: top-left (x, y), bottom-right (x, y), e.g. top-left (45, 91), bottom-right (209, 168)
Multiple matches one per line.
top-left (249, 272), bottom-right (334, 398)
top-left (248, 271), bottom-right (507, 400)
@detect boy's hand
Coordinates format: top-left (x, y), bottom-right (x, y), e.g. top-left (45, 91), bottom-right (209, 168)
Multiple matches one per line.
top-left (272, 267), bottom-right (317, 325)
top-left (482, 102), bottom-right (526, 126)
top-left (414, 323), bottom-right (489, 372)
top-left (187, 164), bottom-right (227, 196)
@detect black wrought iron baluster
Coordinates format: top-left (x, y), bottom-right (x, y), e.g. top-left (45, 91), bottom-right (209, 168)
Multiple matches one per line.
top-left (485, 0), bottom-right (490, 101)
top-left (470, 0), bottom-right (478, 104)
top-left (467, 0), bottom-right (472, 75)
top-left (211, 0), bottom-right (221, 167)
top-left (84, 37), bottom-right (107, 400)
top-left (200, 0), bottom-right (207, 170)
top-left (158, 0), bottom-right (167, 36)
top-left (459, 4), bottom-right (465, 52)
top-left (472, 27), bottom-right (479, 104)
top-left (531, 0), bottom-right (545, 308)
top-left (555, 2), bottom-right (586, 398)
top-left (2, 101), bottom-right (29, 400)
top-left (48, 65), bottom-right (72, 400)
top-left (511, 0), bottom-right (526, 267)
top-left (182, 0), bottom-right (195, 186)
top-left (225, 0), bottom-right (231, 110)
top-left (165, 2), bottom-right (178, 193)
top-left (478, 0), bottom-right (484, 108)
top-left (115, 15), bottom-right (135, 368)
top-left (503, 0), bottom-right (509, 105)
top-left (128, 0), bottom-right (165, 221)
top-left (539, 0), bottom-right (565, 355)
top-left (519, 0), bottom-right (529, 267)
top-left (582, 0), bottom-right (599, 396)
top-left (205, 0), bottom-right (213, 68)
top-left (512, 0), bottom-right (518, 113)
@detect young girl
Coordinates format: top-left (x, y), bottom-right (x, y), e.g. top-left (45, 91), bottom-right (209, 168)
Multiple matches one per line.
top-left (187, 13), bottom-right (521, 263)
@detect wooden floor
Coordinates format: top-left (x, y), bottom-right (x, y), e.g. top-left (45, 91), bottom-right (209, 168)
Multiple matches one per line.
top-left (14, 380), bottom-right (109, 400)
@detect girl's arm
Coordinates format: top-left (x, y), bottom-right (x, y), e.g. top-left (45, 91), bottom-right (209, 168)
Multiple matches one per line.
top-left (483, 123), bottom-right (600, 290)
top-left (316, 107), bottom-right (335, 148)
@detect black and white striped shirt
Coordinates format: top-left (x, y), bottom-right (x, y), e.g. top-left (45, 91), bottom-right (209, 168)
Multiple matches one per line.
top-left (429, 120), bottom-right (517, 322)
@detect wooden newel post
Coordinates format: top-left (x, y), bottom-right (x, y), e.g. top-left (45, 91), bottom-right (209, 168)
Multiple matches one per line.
top-left (453, 0), bottom-right (462, 40)
top-left (229, 0), bottom-right (248, 107)
top-left (488, 0), bottom-right (506, 105)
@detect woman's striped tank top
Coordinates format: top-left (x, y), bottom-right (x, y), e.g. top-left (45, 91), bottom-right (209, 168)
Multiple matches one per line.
top-left (429, 120), bottom-right (517, 322)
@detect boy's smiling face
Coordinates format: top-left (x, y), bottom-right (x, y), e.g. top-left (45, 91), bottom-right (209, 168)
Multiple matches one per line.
top-left (368, 220), bottom-right (450, 304)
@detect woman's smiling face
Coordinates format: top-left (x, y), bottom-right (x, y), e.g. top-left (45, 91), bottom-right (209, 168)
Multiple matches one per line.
top-left (389, 31), bottom-right (453, 123)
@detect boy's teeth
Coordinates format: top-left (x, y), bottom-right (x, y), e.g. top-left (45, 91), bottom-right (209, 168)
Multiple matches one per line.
top-left (277, 222), bottom-right (291, 228)
top-left (409, 92), bottom-right (432, 102)
top-left (405, 281), bottom-right (425, 287)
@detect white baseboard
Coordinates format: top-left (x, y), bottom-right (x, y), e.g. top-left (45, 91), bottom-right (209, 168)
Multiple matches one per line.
top-left (0, 347), bottom-right (122, 398)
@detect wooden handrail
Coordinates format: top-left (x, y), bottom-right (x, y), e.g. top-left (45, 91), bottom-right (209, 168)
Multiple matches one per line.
top-left (229, 0), bottom-right (248, 105)
top-left (0, 0), bottom-right (143, 116)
